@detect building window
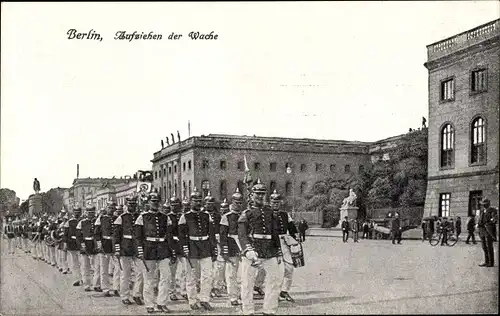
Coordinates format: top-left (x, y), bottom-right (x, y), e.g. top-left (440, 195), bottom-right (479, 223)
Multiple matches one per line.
top-left (237, 161), bottom-right (244, 171)
top-left (188, 180), bottom-right (192, 197)
top-left (164, 185), bottom-right (166, 200)
top-left (168, 181), bottom-right (172, 197)
top-left (269, 162), bottom-right (277, 172)
top-left (220, 180), bottom-right (227, 201)
top-left (188, 160), bottom-right (192, 170)
top-left (183, 181), bottom-right (187, 196)
top-left (315, 163), bottom-right (322, 172)
top-left (344, 165), bottom-right (351, 173)
top-left (254, 162), bottom-right (260, 171)
top-left (300, 182), bottom-right (307, 195)
top-left (471, 117), bottom-right (486, 164)
top-left (163, 168), bottom-right (166, 176)
top-left (441, 124), bottom-right (454, 168)
top-left (183, 162), bottom-right (186, 172)
top-left (174, 181), bottom-right (178, 197)
top-left (300, 164), bottom-right (307, 172)
top-left (285, 181), bottom-right (292, 196)
top-left (202, 160), bottom-right (209, 169)
top-left (469, 190), bottom-right (483, 217)
top-left (174, 165), bottom-right (177, 173)
top-left (220, 160), bottom-right (226, 170)
top-left (154, 171), bottom-right (158, 179)
top-left (169, 166), bottom-right (172, 174)
top-left (270, 181), bottom-right (277, 194)
top-left (285, 162), bottom-right (291, 170)
top-left (201, 180), bottom-right (210, 199)
top-left (440, 78), bottom-right (454, 101)
top-left (330, 164), bottom-right (336, 172)
top-left (359, 165), bottom-right (365, 173)
top-left (439, 193), bottom-right (451, 218)
top-left (471, 69), bottom-right (487, 93)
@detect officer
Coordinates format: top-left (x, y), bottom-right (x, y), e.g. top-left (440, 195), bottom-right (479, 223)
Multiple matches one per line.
top-left (166, 194), bottom-right (188, 301)
top-left (113, 195), bottom-right (145, 305)
top-left (64, 207), bottom-right (83, 286)
top-left (4, 217), bottom-right (15, 254)
top-left (111, 204), bottom-right (124, 296)
top-left (76, 205), bottom-right (101, 292)
top-left (205, 191), bottom-right (225, 298)
top-left (220, 189), bottom-right (244, 306)
top-left (134, 192), bottom-right (176, 313)
top-left (238, 179), bottom-right (283, 315)
top-left (477, 198), bottom-right (498, 267)
top-left (270, 190), bottom-right (298, 303)
top-left (178, 188), bottom-right (217, 311)
top-left (95, 202), bottom-right (117, 297)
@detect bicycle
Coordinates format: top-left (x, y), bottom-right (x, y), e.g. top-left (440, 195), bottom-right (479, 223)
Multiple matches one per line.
top-left (429, 230), bottom-right (458, 247)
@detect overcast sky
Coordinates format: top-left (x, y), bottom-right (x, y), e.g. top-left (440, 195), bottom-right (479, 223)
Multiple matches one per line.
top-left (1, 2), bottom-right (498, 200)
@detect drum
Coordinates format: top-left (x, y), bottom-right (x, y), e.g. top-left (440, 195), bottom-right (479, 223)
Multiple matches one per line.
top-left (290, 242), bottom-right (305, 268)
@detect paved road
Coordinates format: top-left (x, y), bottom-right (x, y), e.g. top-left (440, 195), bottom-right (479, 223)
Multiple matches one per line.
top-left (1, 237), bottom-right (497, 315)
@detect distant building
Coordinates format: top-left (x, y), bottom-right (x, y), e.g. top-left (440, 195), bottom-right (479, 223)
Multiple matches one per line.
top-left (423, 19), bottom-right (499, 222)
top-left (151, 133), bottom-right (413, 225)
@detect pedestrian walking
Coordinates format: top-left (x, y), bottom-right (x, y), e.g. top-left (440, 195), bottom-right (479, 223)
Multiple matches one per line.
top-left (466, 215), bottom-right (477, 244)
top-left (352, 219), bottom-right (359, 242)
top-left (477, 198), bottom-right (498, 267)
top-left (298, 219), bottom-right (309, 242)
top-left (421, 221), bottom-right (427, 241)
top-left (455, 216), bottom-right (462, 239)
top-left (341, 217), bottom-right (349, 243)
top-left (391, 213), bottom-right (402, 244)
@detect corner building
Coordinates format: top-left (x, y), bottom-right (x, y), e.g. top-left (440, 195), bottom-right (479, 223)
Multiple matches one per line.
top-left (423, 20), bottom-right (499, 222)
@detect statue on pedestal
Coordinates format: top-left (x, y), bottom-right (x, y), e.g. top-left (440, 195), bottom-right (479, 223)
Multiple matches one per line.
top-left (341, 188), bottom-right (357, 208)
top-left (33, 178), bottom-right (41, 194)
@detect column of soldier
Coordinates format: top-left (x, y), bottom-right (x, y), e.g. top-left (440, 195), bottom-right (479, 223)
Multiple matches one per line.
top-left (11, 179), bottom-right (301, 315)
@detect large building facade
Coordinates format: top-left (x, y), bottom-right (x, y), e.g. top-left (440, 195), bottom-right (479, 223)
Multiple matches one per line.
top-left (423, 20), bottom-right (499, 221)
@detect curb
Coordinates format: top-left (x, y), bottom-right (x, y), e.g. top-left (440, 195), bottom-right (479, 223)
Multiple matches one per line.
top-left (307, 234), bottom-right (424, 240)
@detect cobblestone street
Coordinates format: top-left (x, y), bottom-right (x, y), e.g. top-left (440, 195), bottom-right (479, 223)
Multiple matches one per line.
top-left (1, 236), bottom-right (497, 315)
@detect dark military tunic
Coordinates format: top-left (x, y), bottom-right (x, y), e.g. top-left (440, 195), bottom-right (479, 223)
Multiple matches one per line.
top-left (64, 217), bottom-right (80, 251)
top-left (48, 222), bottom-right (58, 248)
top-left (275, 210), bottom-right (298, 238)
top-left (113, 212), bottom-right (140, 257)
top-left (167, 211), bottom-right (183, 256)
top-left (57, 223), bottom-right (66, 250)
top-left (4, 223), bottom-right (15, 239)
top-left (95, 214), bottom-right (114, 254)
top-left (21, 223), bottom-right (30, 238)
top-left (178, 210), bottom-right (217, 259)
top-left (39, 221), bottom-right (48, 241)
top-left (237, 205), bottom-right (282, 259)
top-left (76, 217), bottom-right (98, 255)
top-left (220, 209), bottom-right (242, 257)
top-left (134, 210), bottom-right (175, 260)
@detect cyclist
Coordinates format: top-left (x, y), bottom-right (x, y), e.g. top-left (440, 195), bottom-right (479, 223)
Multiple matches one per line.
top-left (440, 217), bottom-right (450, 246)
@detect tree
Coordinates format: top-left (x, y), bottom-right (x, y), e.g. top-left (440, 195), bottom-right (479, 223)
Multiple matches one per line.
top-left (19, 200), bottom-right (29, 215)
top-left (0, 188), bottom-right (19, 217)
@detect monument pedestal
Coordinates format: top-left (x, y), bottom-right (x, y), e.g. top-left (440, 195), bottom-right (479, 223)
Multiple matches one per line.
top-left (340, 206), bottom-right (359, 221)
top-left (29, 194), bottom-right (42, 217)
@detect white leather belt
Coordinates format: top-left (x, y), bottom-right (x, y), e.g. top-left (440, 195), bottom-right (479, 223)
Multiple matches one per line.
top-left (228, 234), bottom-right (239, 239)
top-left (102, 236), bottom-right (112, 240)
top-left (189, 235), bottom-right (209, 241)
top-left (123, 235), bottom-right (133, 239)
top-left (84, 237), bottom-right (94, 241)
top-left (253, 234), bottom-right (272, 239)
top-left (71, 236), bottom-right (77, 239)
top-left (146, 237), bottom-right (165, 242)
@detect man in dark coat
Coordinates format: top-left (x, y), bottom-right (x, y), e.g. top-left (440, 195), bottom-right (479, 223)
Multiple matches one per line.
top-left (477, 198), bottom-right (498, 267)
top-left (341, 217), bottom-right (349, 243)
top-left (455, 217), bottom-right (462, 238)
top-left (298, 219), bottom-right (309, 242)
top-left (391, 214), bottom-right (402, 245)
top-left (466, 215), bottom-right (477, 244)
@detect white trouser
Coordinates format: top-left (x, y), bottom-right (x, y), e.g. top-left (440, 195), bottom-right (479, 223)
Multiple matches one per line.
top-left (58, 249), bottom-right (68, 271)
top-left (49, 246), bottom-right (57, 265)
top-left (169, 256), bottom-right (187, 295)
top-left (255, 267), bottom-right (265, 288)
top-left (23, 238), bottom-right (28, 250)
top-left (68, 250), bottom-right (82, 281)
top-left (112, 257), bottom-right (121, 291)
top-left (212, 243), bottom-right (226, 289)
top-left (186, 257), bottom-right (213, 304)
top-left (143, 259), bottom-right (172, 308)
top-left (7, 238), bottom-right (15, 253)
top-left (81, 254), bottom-right (100, 288)
top-left (225, 256), bottom-right (241, 301)
top-left (279, 236), bottom-right (295, 292)
top-left (241, 257), bottom-right (282, 315)
top-left (99, 253), bottom-right (112, 292)
top-left (119, 256), bottom-right (143, 300)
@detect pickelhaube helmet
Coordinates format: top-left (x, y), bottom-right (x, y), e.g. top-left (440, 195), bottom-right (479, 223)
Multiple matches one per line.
top-left (170, 194), bottom-right (181, 207)
top-left (162, 203), bottom-right (171, 212)
top-left (182, 196), bottom-right (190, 207)
top-left (220, 198), bottom-right (229, 211)
top-left (149, 192), bottom-right (160, 202)
top-left (126, 194), bottom-right (138, 205)
top-left (73, 207), bottom-right (82, 215)
top-left (204, 191), bottom-right (215, 204)
top-left (86, 206), bottom-right (96, 216)
top-left (190, 187), bottom-right (203, 202)
top-left (231, 187), bottom-right (244, 203)
top-left (116, 205), bottom-right (124, 212)
top-left (107, 201), bottom-right (117, 210)
top-left (270, 190), bottom-right (282, 202)
top-left (252, 178), bottom-right (267, 193)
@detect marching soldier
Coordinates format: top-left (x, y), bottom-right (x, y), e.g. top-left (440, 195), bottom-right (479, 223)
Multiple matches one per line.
top-left (205, 191), bottom-right (225, 298)
top-left (220, 189), bottom-right (244, 306)
top-left (4, 217), bottom-right (16, 254)
top-left (64, 207), bottom-right (83, 286)
top-left (178, 188), bottom-right (217, 311)
top-left (48, 216), bottom-right (59, 266)
top-left (39, 215), bottom-right (50, 262)
top-left (166, 195), bottom-right (188, 301)
top-left (95, 202), bottom-right (117, 297)
top-left (57, 213), bottom-right (69, 273)
top-left (134, 192), bottom-right (176, 313)
top-left (111, 204), bottom-right (124, 296)
top-left (21, 219), bottom-right (30, 253)
top-left (270, 190), bottom-right (298, 302)
top-left (76, 205), bottom-right (101, 292)
top-left (14, 220), bottom-right (22, 250)
top-left (113, 195), bottom-right (145, 305)
top-left (31, 216), bottom-right (41, 259)
top-left (238, 179), bottom-right (283, 315)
